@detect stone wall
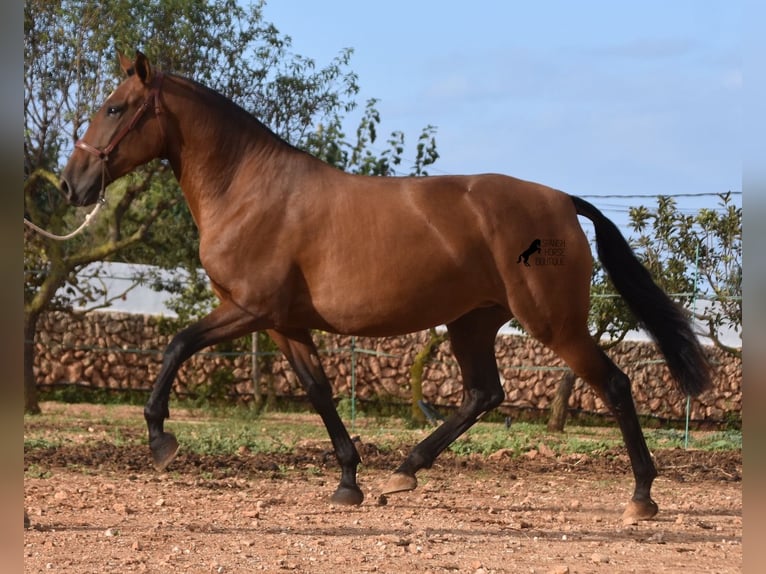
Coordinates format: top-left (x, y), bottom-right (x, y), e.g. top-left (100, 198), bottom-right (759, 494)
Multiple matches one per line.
top-left (34, 311), bottom-right (741, 423)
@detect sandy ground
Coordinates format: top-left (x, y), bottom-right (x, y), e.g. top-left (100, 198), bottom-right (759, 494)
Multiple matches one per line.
top-left (24, 405), bottom-right (741, 573)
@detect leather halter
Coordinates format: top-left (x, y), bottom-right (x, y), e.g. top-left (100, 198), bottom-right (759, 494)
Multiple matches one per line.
top-left (75, 72), bottom-right (165, 162)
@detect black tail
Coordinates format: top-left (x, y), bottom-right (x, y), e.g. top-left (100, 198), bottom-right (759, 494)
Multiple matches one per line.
top-left (570, 195), bottom-right (711, 396)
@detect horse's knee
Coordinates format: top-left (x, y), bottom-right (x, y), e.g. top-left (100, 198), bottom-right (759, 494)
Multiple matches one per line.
top-left (144, 403), bottom-right (162, 422)
top-left (463, 384), bottom-right (504, 415)
top-left (603, 368), bottom-right (633, 411)
top-left (486, 387), bottom-right (505, 411)
top-left (302, 375), bottom-right (334, 406)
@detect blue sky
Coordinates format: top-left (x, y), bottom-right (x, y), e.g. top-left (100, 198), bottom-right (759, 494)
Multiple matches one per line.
top-left (260, 1), bottom-right (741, 231)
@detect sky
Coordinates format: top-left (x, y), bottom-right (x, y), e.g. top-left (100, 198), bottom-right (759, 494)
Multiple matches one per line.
top-left (259, 0), bottom-right (742, 231)
top-left (61, 1), bottom-right (744, 345)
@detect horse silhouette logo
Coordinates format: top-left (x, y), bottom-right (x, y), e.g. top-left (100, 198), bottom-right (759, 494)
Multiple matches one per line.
top-left (517, 239), bottom-right (541, 267)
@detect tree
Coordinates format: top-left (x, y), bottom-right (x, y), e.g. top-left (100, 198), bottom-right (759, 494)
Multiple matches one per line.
top-left (409, 328), bottom-right (448, 426)
top-left (305, 98), bottom-right (439, 176)
top-left (547, 193), bottom-right (742, 431)
top-left (629, 193), bottom-right (742, 358)
top-left (24, 0), bottom-right (440, 414)
top-left (24, 0), bottom-right (400, 413)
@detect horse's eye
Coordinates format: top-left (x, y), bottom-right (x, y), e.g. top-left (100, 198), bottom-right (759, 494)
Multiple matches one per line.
top-left (106, 105), bottom-right (122, 117)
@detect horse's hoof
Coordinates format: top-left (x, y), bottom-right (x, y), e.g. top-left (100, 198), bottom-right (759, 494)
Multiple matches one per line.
top-left (621, 498), bottom-right (659, 525)
top-left (330, 485), bottom-right (364, 506)
top-left (150, 432), bottom-right (179, 471)
top-left (381, 472), bottom-right (418, 495)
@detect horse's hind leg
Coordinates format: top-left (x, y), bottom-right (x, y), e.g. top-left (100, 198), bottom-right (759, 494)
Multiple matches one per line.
top-left (553, 335), bottom-right (658, 523)
top-left (144, 301), bottom-right (261, 470)
top-left (382, 307), bottom-right (506, 495)
top-left (268, 328), bottom-right (364, 506)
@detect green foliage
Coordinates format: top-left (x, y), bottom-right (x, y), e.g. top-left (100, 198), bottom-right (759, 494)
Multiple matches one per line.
top-left (646, 427), bottom-right (741, 450)
top-left (695, 430), bottom-right (742, 450)
top-left (561, 437), bottom-right (615, 456)
top-left (178, 423), bottom-right (295, 457)
top-left (24, 404), bottom-right (741, 472)
top-left (336, 395), bottom-right (372, 421)
top-left (23, 0), bottom-right (389, 306)
top-left (24, 464), bottom-right (53, 480)
top-left (24, 437), bottom-right (61, 451)
top-left (630, 196), bottom-right (702, 297)
top-left (38, 384), bottom-right (148, 406)
top-left (304, 98), bottom-right (439, 176)
top-left (23, 0), bottom-right (441, 413)
top-left (629, 193), bottom-right (742, 356)
top-left (448, 421), bottom-right (742, 457)
top-left (191, 368), bottom-right (236, 407)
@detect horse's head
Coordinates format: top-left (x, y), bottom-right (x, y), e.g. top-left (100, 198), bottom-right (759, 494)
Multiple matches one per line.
top-left (60, 50), bottom-right (165, 206)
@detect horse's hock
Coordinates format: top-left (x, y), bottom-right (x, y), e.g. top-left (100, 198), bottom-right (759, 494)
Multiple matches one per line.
top-left (34, 310), bottom-right (741, 424)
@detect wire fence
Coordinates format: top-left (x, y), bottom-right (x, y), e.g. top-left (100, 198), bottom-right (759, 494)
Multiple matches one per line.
top-left (34, 308), bottom-right (742, 442)
top-left (31, 189), bottom-right (741, 441)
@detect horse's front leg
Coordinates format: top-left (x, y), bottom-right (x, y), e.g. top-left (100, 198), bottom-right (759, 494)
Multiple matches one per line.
top-left (145, 301), bottom-right (260, 470)
top-left (268, 329), bottom-right (364, 505)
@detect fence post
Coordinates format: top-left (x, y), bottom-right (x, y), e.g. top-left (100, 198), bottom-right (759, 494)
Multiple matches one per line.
top-left (350, 336), bottom-right (357, 432)
top-left (685, 240), bottom-right (701, 448)
top-left (251, 333), bottom-right (262, 408)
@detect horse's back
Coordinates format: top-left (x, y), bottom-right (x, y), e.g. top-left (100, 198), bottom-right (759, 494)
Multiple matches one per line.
top-left (291, 170), bottom-right (594, 337)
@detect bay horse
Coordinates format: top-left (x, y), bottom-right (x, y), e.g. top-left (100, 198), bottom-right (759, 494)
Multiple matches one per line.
top-left (60, 51), bottom-right (711, 523)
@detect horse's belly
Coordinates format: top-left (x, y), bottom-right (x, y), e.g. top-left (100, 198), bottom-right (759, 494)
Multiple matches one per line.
top-left (305, 272), bottom-right (501, 336)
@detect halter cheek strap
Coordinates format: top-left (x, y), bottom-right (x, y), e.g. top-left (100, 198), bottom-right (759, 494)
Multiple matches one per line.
top-left (73, 72), bottom-right (165, 204)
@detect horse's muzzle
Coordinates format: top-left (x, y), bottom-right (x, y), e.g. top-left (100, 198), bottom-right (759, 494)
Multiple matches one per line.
top-left (59, 176), bottom-right (95, 207)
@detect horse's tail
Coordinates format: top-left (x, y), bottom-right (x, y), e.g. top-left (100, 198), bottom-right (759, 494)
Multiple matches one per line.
top-left (570, 195), bottom-right (711, 396)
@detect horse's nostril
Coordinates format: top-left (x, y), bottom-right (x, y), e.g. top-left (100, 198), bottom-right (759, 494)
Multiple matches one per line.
top-left (59, 178), bottom-right (72, 200)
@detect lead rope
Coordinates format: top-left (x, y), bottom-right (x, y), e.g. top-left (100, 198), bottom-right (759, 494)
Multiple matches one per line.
top-left (24, 200), bottom-right (103, 241)
top-left (24, 157), bottom-right (108, 241)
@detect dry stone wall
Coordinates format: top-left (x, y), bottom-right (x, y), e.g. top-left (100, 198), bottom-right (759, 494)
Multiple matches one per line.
top-left (34, 311), bottom-right (741, 423)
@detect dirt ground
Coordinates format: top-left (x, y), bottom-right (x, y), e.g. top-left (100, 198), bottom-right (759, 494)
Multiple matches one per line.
top-left (24, 406), bottom-right (742, 574)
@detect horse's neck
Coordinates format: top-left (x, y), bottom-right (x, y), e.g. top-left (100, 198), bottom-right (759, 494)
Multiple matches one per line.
top-left (167, 81), bottom-right (277, 185)
top-left (165, 77), bottom-right (322, 222)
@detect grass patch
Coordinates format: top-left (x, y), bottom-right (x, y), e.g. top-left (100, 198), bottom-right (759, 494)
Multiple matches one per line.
top-left (25, 401), bottom-right (741, 462)
top-left (446, 420), bottom-right (741, 458)
top-left (447, 421), bottom-right (624, 457)
top-left (38, 384), bottom-right (149, 406)
top-left (174, 421), bottom-right (298, 456)
top-left (24, 436), bottom-right (64, 450)
top-left (25, 464), bottom-right (52, 479)
top-left (691, 430), bottom-right (742, 450)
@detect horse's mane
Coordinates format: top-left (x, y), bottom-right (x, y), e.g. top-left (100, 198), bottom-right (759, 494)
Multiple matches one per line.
top-left (166, 73), bottom-right (290, 146)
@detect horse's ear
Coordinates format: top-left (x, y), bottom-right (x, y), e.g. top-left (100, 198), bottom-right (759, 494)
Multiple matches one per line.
top-left (133, 50), bottom-right (153, 84)
top-left (118, 51), bottom-right (135, 77)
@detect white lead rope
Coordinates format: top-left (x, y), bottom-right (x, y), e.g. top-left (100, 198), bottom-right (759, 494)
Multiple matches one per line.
top-left (25, 160), bottom-right (109, 241)
top-left (23, 200), bottom-right (104, 241)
